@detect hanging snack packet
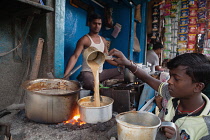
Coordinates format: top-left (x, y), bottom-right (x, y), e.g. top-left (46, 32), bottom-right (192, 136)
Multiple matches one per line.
top-left (165, 16), bottom-right (171, 24)
top-left (180, 17), bottom-right (189, 25)
top-left (163, 50), bottom-right (171, 59)
top-left (152, 23), bottom-right (159, 31)
top-left (165, 33), bottom-right (172, 42)
top-left (198, 10), bottom-right (207, 23)
top-left (181, 9), bottom-right (189, 17)
top-left (152, 15), bottom-right (159, 23)
top-left (189, 17), bottom-right (197, 25)
top-left (207, 11), bottom-right (210, 20)
top-left (180, 25), bottom-right (188, 33)
top-left (178, 41), bottom-right (187, 49)
top-left (188, 34), bottom-right (197, 42)
top-left (197, 23), bottom-right (206, 34)
top-left (165, 24), bottom-right (172, 33)
top-left (207, 30), bottom-right (210, 39)
top-left (164, 42), bottom-right (172, 50)
top-left (189, 0), bottom-right (198, 8)
top-left (179, 33), bottom-right (188, 41)
top-left (188, 25), bottom-right (197, 33)
top-left (187, 42), bottom-right (196, 49)
top-left (207, 21), bottom-right (210, 29)
top-left (207, 20), bottom-right (210, 29)
top-left (181, 1), bottom-right (188, 9)
top-left (198, 0), bottom-right (207, 9)
top-left (189, 8), bottom-right (198, 16)
top-left (207, 0), bottom-right (210, 9)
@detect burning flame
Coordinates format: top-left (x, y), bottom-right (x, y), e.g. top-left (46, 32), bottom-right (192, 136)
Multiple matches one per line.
top-left (64, 115), bottom-right (86, 125)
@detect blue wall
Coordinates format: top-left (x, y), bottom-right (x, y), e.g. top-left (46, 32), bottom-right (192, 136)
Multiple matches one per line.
top-left (64, 2), bottom-right (89, 80)
top-left (64, 0), bottom-right (132, 80)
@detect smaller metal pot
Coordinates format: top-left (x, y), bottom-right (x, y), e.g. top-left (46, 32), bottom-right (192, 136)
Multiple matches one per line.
top-left (77, 96), bottom-right (114, 124)
top-left (116, 111), bottom-right (177, 140)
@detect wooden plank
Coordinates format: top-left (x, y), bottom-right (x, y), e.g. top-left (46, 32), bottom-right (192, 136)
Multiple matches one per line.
top-left (29, 38), bottom-right (44, 80)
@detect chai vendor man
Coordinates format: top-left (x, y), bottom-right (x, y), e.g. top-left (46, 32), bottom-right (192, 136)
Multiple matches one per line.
top-left (146, 42), bottom-right (165, 72)
top-left (109, 48), bottom-right (210, 140)
top-left (64, 13), bottom-right (123, 90)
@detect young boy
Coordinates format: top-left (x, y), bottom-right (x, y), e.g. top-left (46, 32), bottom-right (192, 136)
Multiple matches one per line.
top-left (109, 49), bottom-right (210, 140)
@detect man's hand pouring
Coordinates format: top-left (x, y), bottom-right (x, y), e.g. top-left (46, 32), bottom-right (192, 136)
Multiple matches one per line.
top-left (108, 48), bottom-right (130, 67)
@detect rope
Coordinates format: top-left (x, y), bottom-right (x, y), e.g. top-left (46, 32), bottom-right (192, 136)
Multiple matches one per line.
top-left (0, 42), bottom-right (21, 57)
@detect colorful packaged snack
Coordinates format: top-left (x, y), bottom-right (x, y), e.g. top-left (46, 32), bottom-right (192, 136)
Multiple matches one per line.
top-left (189, 17), bottom-right (197, 24)
top-left (163, 50), bottom-right (171, 59)
top-left (165, 16), bottom-right (171, 24)
top-left (171, 2), bottom-right (178, 9)
top-left (164, 42), bottom-right (172, 50)
top-left (165, 33), bottom-right (172, 42)
top-left (207, 21), bottom-right (210, 29)
top-left (164, 8), bottom-right (171, 16)
top-left (172, 37), bottom-right (178, 44)
top-left (179, 33), bottom-right (188, 41)
top-left (171, 9), bottom-right (177, 18)
top-left (187, 42), bottom-right (196, 49)
top-left (198, 0), bottom-right (207, 9)
top-left (207, 11), bottom-right (210, 19)
top-left (197, 23), bottom-right (206, 34)
top-left (189, 0), bottom-right (198, 7)
top-left (174, 21), bottom-right (179, 28)
top-left (180, 25), bottom-right (188, 33)
top-left (188, 34), bottom-right (197, 41)
top-left (203, 48), bottom-right (210, 56)
top-left (207, 0), bottom-right (210, 9)
top-left (172, 44), bottom-right (178, 52)
top-left (197, 10), bottom-right (206, 23)
top-left (178, 41), bottom-right (187, 49)
top-left (151, 32), bottom-right (158, 39)
top-left (172, 29), bottom-right (178, 36)
top-left (189, 0), bottom-right (197, 6)
top-left (152, 15), bottom-right (159, 23)
top-left (205, 40), bottom-right (210, 48)
top-left (165, 24), bottom-right (172, 32)
top-left (189, 8), bottom-right (197, 16)
top-left (180, 17), bottom-right (189, 25)
top-left (153, 5), bottom-right (160, 15)
top-left (181, 9), bottom-right (189, 17)
top-left (189, 25), bottom-right (197, 33)
top-left (181, 1), bottom-right (188, 9)
top-left (207, 30), bottom-right (210, 39)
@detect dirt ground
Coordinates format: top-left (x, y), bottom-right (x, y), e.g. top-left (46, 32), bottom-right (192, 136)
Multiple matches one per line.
top-left (0, 109), bottom-right (118, 140)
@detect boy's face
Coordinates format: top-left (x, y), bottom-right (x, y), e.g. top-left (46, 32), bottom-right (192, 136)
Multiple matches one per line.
top-left (89, 19), bottom-right (102, 34)
top-left (167, 65), bottom-right (198, 98)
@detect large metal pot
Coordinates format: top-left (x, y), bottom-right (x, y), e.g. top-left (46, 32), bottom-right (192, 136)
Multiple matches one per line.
top-left (22, 79), bottom-right (81, 124)
top-left (77, 96), bottom-right (114, 124)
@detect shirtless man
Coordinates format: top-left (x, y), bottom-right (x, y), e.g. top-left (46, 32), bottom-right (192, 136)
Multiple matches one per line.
top-left (64, 13), bottom-right (123, 90)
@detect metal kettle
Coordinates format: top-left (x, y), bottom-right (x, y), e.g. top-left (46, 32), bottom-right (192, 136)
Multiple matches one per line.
top-left (124, 68), bottom-right (136, 83)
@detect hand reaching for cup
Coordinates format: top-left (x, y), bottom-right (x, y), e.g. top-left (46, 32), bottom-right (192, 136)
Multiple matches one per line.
top-left (108, 48), bottom-right (131, 67)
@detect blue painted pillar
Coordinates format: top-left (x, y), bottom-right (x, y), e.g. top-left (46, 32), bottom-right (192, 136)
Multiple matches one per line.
top-left (54, 0), bottom-right (66, 78)
top-left (138, 1), bottom-right (148, 63)
top-left (129, 7), bottom-right (135, 60)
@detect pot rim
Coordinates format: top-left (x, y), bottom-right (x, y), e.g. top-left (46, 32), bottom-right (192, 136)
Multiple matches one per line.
top-left (22, 78), bottom-right (81, 96)
top-left (115, 111), bottom-right (161, 129)
top-left (77, 96), bottom-right (114, 109)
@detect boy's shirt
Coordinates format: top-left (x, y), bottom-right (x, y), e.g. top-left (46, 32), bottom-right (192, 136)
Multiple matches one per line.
top-left (158, 82), bottom-right (210, 140)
